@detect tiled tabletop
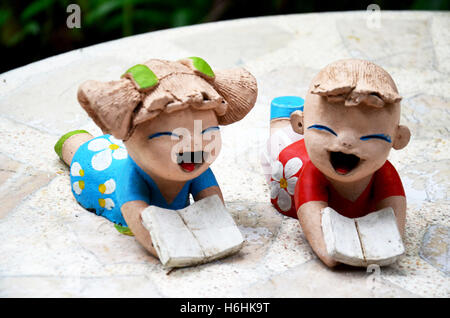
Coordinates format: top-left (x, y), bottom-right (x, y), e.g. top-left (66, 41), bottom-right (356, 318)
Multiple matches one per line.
top-left (0, 11), bottom-right (449, 297)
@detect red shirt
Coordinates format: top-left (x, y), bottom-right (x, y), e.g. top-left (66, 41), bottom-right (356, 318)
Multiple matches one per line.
top-left (272, 139), bottom-right (405, 219)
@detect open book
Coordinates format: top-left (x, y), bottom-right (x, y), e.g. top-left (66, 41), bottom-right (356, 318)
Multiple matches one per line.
top-left (321, 207), bottom-right (405, 267)
top-left (141, 195), bottom-right (244, 268)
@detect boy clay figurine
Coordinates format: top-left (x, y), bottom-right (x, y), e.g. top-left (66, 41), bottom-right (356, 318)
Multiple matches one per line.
top-left (269, 59), bottom-right (410, 267)
top-left (55, 57), bottom-right (257, 264)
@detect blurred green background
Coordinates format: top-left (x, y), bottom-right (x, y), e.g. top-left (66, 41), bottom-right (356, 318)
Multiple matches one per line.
top-left (1, 0), bottom-right (448, 73)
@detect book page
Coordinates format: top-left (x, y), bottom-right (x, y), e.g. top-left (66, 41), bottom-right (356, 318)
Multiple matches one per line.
top-left (322, 207), bottom-right (365, 266)
top-left (178, 195), bottom-right (244, 259)
top-left (356, 207), bottom-right (405, 266)
top-left (141, 206), bottom-right (204, 267)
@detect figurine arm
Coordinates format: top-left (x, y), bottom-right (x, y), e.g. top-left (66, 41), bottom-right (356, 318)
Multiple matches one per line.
top-left (121, 200), bottom-right (158, 258)
top-left (193, 185), bottom-right (224, 204)
top-left (375, 195), bottom-right (406, 237)
top-left (297, 201), bottom-right (339, 268)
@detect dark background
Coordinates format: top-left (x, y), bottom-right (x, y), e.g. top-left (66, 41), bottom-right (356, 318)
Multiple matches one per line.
top-left (1, 0), bottom-right (448, 73)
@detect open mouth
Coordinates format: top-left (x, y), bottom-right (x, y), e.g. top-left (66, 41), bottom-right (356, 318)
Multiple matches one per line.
top-left (330, 151), bottom-right (361, 175)
top-left (176, 151), bottom-right (206, 172)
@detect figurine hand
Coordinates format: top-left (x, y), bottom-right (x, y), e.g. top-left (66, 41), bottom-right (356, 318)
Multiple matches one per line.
top-left (297, 201), bottom-right (339, 268)
top-left (121, 200), bottom-right (158, 258)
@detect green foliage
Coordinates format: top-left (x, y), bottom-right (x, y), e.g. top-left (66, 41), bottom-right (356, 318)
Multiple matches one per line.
top-left (0, 0), bottom-right (213, 52)
top-left (0, 8), bottom-right (12, 27)
top-left (20, 0), bottom-right (55, 21)
top-left (411, 0), bottom-right (450, 10)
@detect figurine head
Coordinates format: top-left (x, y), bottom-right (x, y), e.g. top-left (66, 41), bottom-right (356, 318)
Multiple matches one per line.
top-left (290, 59), bottom-right (410, 183)
top-left (77, 58), bottom-right (257, 181)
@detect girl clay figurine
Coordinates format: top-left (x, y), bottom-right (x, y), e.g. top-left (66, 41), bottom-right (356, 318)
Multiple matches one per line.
top-left (266, 59), bottom-right (410, 267)
top-left (55, 57), bottom-right (257, 259)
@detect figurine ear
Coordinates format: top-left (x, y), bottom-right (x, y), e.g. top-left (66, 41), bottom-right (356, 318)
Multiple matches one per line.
top-left (77, 79), bottom-right (142, 140)
top-left (290, 110), bottom-right (304, 135)
top-left (393, 125), bottom-right (411, 150)
top-left (213, 68), bottom-right (258, 125)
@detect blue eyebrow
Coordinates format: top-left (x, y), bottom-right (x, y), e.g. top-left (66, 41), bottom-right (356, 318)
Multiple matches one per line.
top-left (148, 131), bottom-right (180, 139)
top-left (360, 134), bottom-right (392, 143)
top-left (307, 124), bottom-right (337, 136)
top-left (201, 126), bottom-right (220, 134)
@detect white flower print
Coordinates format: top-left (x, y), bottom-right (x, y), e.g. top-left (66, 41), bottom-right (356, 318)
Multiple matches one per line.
top-left (98, 179), bottom-right (116, 195)
top-left (98, 178), bottom-right (116, 210)
top-left (270, 157), bottom-right (303, 212)
top-left (71, 162), bottom-right (85, 195)
top-left (88, 136), bottom-right (128, 171)
top-left (71, 162), bottom-right (84, 177)
top-left (73, 180), bottom-right (85, 195)
top-left (98, 198), bottom-right (115, 210)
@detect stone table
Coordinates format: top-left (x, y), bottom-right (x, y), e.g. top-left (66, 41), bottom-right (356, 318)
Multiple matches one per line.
top-left (0, 11), bottom-right (449, 297)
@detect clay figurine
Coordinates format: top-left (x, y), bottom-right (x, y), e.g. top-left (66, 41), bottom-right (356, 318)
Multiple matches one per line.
top-left (265, 59), bottom-right (410, 267)
top-left (55, 57), bottom-right (257, 267)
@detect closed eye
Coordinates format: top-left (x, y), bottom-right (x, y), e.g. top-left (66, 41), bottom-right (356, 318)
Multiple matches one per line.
top-left (360, 134), bottom-right (392, 143)
top-left (201, 126), bottom-right (220, 134)
top-left (307, 124), bottom-right (337, 136)
top-left (148, 131), bottom-right (180, 139)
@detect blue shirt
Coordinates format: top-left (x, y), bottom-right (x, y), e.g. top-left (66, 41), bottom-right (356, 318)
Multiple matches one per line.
top-left (70, 134), bottom-right (219, 226)
top-left (117, 156), bottom-right (219, 210)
